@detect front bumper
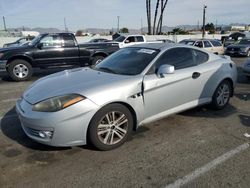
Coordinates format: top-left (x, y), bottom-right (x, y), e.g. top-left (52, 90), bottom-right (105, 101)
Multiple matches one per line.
top-left (0, 60), bottom-right (7, 69)
top-left (16, 98), bottom-right (99, 147)
top-left (225, 50), bottom-right (248, 57)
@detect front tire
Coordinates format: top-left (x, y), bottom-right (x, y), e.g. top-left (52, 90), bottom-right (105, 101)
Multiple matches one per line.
top-left (92, 56), bottom-right (105, 65)
top-left (7, 59), bottom-right (33, 81)
top-left (210, 80), bottom-right (232, 110)
top-left (88, 104), bottom-right (133, 151)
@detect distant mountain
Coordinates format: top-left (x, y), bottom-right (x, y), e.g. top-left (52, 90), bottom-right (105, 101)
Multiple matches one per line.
top-left (7, 27), bottom-right (67, 34)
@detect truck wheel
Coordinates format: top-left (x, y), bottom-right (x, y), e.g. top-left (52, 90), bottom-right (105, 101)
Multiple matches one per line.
top-left (92, 56), bottom-right (105, 65)
top-left (7, 59), bottom-right (33, 81)
top-left (88, 103), bottom-right (133, 151)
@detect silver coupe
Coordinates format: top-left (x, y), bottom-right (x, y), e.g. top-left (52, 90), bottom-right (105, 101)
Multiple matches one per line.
top-left (16, 43), bottom-right (237, 150)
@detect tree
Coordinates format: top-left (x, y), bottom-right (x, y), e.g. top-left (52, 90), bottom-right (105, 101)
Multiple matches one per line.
top-left (153, 0), bottom-right (160, 34)
top-left (120, 27), bottom-right (129, 33)
top-left (170, 28), bottom-right (189, 35)
top-left (146, 0), bottom-right (152, 34)
top-left (146, 0), bottom-right (169, 35)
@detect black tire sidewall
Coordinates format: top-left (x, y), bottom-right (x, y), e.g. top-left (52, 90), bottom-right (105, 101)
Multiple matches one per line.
top-left (88, 104), bottom-right (133, 151)
top-left (210, 80), bottom-right (232, 110)
top-left (92, 56), bottom-right (105, 65)
top-left (8, 60), bottom-right (33, 81)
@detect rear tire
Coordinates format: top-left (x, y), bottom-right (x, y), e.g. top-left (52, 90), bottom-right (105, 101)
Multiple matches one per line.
top-left (7, 59), bottom-right (32, 81)
top-left (88, 104), bottom-right (133, 151)
top-left (209, 80), bottom-right (232, 110)
top-left (92, 56), bottom-right (105, 65)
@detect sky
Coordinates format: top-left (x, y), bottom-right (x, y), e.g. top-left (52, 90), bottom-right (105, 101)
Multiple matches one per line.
top-left (0, 0), bottom-right (249, 31)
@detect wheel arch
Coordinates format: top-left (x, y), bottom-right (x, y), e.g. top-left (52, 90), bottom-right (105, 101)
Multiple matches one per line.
top-left (91, 52), bottom-right (109, 58)
top-left (7, 55), bottom-right (33, 67)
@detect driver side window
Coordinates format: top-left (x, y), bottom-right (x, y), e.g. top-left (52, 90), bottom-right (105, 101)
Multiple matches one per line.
top-left (126, 36), bottom-right (135, 43)
top-left (149, 48), bottom-right (197, 74)
top-left (40, 35), bottom-right (62, 47)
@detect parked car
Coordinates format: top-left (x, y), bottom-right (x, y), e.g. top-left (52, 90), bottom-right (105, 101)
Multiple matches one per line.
top-left (16, 43), bottom-right (237, 150)
top-left (0, 33), bottom-right (119, 81)
top-left (88, 38), bottom-right (110, 43)
top-left (179, 39), bottom-right (225, 55)
top-left (225, 39), bottom-right (250, 57)
top-left (3, 37), bottom-right (34, 48)
top-left (242, 58), bottom-right (250, 79)
top-left (112, 34), bottom-right (162, 48)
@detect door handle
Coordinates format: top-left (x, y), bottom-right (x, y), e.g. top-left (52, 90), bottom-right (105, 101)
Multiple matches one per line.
top-left (192, 72), bottom-right (201, 79)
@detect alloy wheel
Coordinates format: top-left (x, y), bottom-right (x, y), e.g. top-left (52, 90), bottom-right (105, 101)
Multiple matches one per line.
top-left (13, 64), bottom-right (29, 78)
top-left (216, 83), bottom-right (230, 106)
top-left (97, 111), bottom-right (128, 145)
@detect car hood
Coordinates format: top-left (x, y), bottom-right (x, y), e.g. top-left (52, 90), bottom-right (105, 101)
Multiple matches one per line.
top-left (228, 44), bottom-right (250, 48)
top-left (23, 68), bottom-right (142, 104)
top-left (0, 45), bottom-right (33, 53)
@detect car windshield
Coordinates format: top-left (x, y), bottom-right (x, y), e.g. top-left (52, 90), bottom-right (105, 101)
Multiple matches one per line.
top-left (113, 36), bottom-right (126, 42)
top-left (29, 35), bottom-right (43, 46)
top-left (179, 40), bottom-right (195, 45)
top-left (239, 39), bottom-right (250, 45)
top-left (93, 48), bottom-right (159, 75)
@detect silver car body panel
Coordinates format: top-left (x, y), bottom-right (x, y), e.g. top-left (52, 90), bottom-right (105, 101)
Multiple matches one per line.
top-left (16, 43), bottom-right (237, 146)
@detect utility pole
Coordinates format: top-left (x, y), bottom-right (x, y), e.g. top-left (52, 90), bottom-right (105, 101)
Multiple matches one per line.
top-left (64, 17), bottom-right (68, 32)
top-left (3, 16), bottom-right (7, 31)
top-left (202, 5), bottom-right (207, 38)
top-left (141, 18), bottom-right (143, 34)
top-left (117, 16), bottom-right (120, 33)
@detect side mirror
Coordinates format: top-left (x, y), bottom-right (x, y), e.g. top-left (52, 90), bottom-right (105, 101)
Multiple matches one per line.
top-left (37, 43), bottom-right (43, 49)
top-left (157, 64), bottom-right (175, 78)
top-left (125, 40), bottom-right (130, 43)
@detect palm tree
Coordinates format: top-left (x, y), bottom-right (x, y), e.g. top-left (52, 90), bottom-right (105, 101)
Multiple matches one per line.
top-left (146, 0), bottom-right (152, 34)
top-left (156, 0), bottom-right (169, 34)
top-left (153, 0), bottom-right (160, 34)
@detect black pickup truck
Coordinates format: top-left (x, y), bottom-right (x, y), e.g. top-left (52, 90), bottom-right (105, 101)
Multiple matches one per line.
top-left (0, 33), bottom-right (119, 81)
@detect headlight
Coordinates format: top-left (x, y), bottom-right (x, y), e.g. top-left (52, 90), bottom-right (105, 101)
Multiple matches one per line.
top-left (32, 94), bottom-right (85, 112)
top-left (0, 53), bottom-right (4, 59)
top-left (240, 48), bottom-right (247, 52)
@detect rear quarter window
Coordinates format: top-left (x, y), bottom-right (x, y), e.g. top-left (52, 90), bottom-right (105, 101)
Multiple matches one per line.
top-left (193, 49), bottom-right (209, 64)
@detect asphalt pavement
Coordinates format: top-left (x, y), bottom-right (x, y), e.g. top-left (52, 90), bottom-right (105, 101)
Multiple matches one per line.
top-left (0, 57), bottom-right (250, 188)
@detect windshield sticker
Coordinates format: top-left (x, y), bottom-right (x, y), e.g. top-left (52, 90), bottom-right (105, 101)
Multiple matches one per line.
top-left (137, 49), bottom-right (156, 54)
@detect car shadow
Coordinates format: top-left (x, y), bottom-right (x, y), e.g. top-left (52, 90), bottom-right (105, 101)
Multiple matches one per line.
top-left (0, 107), bottom-right (98, 151)
top-left (180, 103), bottom-right (237, 118)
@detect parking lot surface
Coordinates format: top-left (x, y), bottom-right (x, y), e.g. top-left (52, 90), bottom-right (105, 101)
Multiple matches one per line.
top-left (0, 57), bottom-right (250, 188)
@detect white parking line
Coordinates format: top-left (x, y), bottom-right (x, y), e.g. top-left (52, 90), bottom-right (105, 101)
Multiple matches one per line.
top-left (165, 143), bottom-right (249, 188)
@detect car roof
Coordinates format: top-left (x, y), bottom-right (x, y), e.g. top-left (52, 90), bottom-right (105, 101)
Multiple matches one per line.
top-left (181, 38), bottom-right (219, 41)
top-left (129, 43), bottom-right (186, 51)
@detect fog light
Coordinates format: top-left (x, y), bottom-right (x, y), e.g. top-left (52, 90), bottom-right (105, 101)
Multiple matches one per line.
top-left (38, 131), bottom-right (53, 139)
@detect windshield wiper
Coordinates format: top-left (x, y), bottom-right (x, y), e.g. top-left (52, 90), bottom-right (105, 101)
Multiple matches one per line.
top-left (97, 67), bottom-right (117, 74)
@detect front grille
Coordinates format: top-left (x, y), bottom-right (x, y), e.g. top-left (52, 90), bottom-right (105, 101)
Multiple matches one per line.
top-left (227, 47), bottom-right (240, 52)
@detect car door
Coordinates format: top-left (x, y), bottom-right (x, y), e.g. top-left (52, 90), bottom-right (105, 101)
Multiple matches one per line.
top-left (61, 34), bottom-right (80, 66)
top-left (142, 47), bottom-right (211, 120)
top-left (32, 34), bottom-right (65, 66)
top-left (123, 36), bottom-right (137, 47)
top-left (135, 36), bottom-right (145, 45)
top-left (203, 40), bottom-right (213, 53)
